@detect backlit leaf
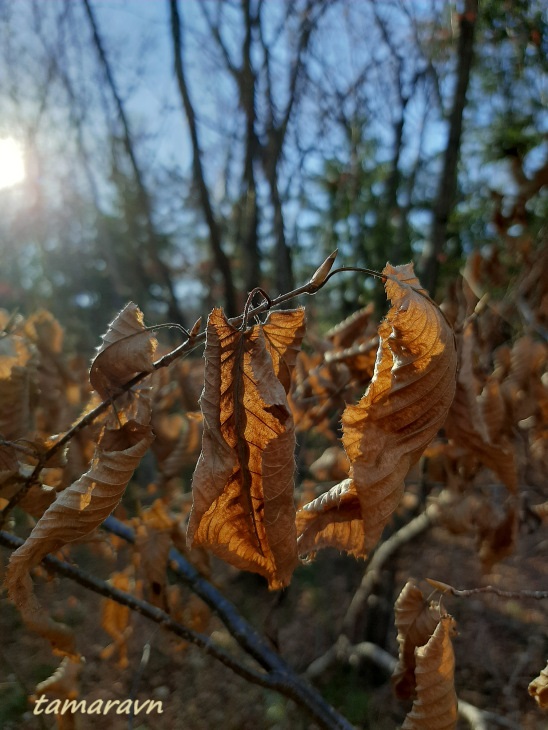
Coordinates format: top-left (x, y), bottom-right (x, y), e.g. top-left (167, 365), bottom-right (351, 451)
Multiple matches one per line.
top-left (187, 308), bottom-right (300, 589)
top-left (446, 323), bottom-right (518, 493)
top-left (5, 420), bottom-right (154, 655)
top-left (90, 302), bottom-right (157, 401)
top-left (262, 308), bottom-right (306, 393)
top-left (297, 263), bottom-right (457, 557)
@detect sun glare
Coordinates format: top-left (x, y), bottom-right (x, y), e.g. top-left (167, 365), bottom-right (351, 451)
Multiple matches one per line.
top-left (0, 137), bottom-right (25, 190)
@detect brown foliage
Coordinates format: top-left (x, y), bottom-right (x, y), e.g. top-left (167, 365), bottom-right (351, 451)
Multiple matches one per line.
top-left (1, 247), bottom-right (546, 727)
top-left (401, 615), bottom-right (458, 729)
top-left (296, 263), bottom-right (457, 557)
top-left (187, 308), bottom-right (302, 589)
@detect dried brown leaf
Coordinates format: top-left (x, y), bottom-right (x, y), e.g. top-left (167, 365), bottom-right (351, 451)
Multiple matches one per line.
top-left (446, 323), bottom-right (518, 493)
top-left (392, 581), bottom-right (440, 700)
top-left (402, 616), bottom-right (458, 730)
top-left (262, 308), bottom-right (306, 393)
top-left (0, 335), bottom-right (38, 439)
top-left (100, 571), bottom-right (133, 669)
top-left (529, 662), bottom-right (548, 709)
top-left (295, 479), bottom-right (366, 557)
top-left (90, 302), bottom-right (157, 401)
top-left (476, 501), bottom-right (518, 572)
top-left (187, 308), bottom-right (299, 589)
top-left (325, 303), bottom-right (375, 348)
top-left (5, 420), bottom-right (154, 655)
top-left (297, 263), bottom-right (457, 557)
top-left (133, 500), bottom-right (175, 610)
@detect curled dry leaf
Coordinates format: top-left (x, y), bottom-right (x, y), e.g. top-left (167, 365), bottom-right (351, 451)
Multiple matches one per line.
top-left (100, 570), bottom-right (133, 669)
top-left (0, 442), bottom-right (19, 484)
top-left (90, 302), bottom-right (157, 401)
top-left (402, 616), bottom-right (458, 730)
top-left (392, 581), bottom-right (440, 700)
top-left (446, 323), bottom-right (517, 493)
top-left (5, 420), bottom-right (154, 656)
top-left (187, 308), bottom-right (304, 590)
top-left (133, 499), bottom-right (176, 610)
top-left (0, 334), bottom-right (38, 440)
top-left (326, 303), bottom-right (375, 348)
top-left (297, 263), bottom-right (457, 557)
top-left (529, 662), bottom-right (548, 709)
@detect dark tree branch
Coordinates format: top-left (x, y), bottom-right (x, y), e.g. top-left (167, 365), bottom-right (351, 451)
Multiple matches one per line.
top-left (81, 0), bottom-right (186, 326)
top-left (0, 524), bottom-right (354, 730)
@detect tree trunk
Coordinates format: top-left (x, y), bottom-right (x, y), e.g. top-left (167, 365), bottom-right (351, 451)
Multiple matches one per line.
top-left (82, 0), bottom-right (186, 326)
top-left (420, 0), bottom-right (478, 295)
top-left (169, 0), bottom-right (237, 316)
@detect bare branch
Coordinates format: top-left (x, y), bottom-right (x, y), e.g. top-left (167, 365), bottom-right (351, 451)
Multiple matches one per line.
top-left (427, 580), bottom-right (548, 600)
top-left (80, 0), bottom-right (186, 326)
top-left (0, 525), bottom-right (354, 730)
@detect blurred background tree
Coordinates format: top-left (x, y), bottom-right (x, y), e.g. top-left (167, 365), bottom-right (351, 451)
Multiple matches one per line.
top-left (0, 0), bottom-right (546, 350)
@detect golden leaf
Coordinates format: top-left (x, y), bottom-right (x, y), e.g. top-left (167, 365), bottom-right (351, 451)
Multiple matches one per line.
top-left (5, 420), bottom-right (154, 656)
top-left (0, 335), bottom-right (38, 439)
top-left (90, 302), bottom-right (157, 401)
top-left (187, 308), bottom-right (300, 589)
top-left (133, 499), bottom-right (175, 610)
top-left (326, 303), bottom-right (375, 348)
top-left (262, 308), bottom-right (306, 393)
top-left (392, 581), bottom-right (440, 700)
top-left (100, 571), bottom-right (133, 669)
top-left (529, 662), bottom-right (548, 709)
top-left (297, 263), bottom-right (457, 557)
top-left (446, 323), bottom-right (517, 492)
top-left (402, 616), bottom-right (458, 730)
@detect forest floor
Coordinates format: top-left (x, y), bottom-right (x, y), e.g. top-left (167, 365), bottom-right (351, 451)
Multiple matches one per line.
top-left (1, 509), bottom-right (546, 730)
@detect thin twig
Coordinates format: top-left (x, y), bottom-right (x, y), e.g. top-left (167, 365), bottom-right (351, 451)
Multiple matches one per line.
top-left (427, 579), bottom-right (548, 600)
top-left (342, 505), bottom-right (438, 636)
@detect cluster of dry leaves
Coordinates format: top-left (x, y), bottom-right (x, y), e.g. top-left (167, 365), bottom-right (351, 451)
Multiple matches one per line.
top-left (1, 251), bottom-right (547, 727)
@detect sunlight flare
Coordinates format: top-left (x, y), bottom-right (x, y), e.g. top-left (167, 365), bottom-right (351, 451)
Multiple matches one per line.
top-left (0, 137), bottom-right (25, 190)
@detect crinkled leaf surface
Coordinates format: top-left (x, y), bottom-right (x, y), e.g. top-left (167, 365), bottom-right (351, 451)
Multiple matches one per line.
top-left (402, 616), bottom-right (458, 730)
top-left (5, 421), bottom-right (154, 655)
top-left (187, 308), bottom-right (300, 589)
top-left (392, 580), bottom-right (440, 700)
top-left (446, 323), bottom-right (518, 493)
top-left (297, 263), bottom-right (457, 557)
top-left (262, 308), bottom-right (306, 393)
top-left (90, 302), bottom-right (157, 400)
top-left (133, 499), bottom-right (176, 610)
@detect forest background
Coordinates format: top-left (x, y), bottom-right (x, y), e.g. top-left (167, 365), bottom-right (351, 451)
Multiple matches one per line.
top-left (0, 1), bottom-right (547, 728)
